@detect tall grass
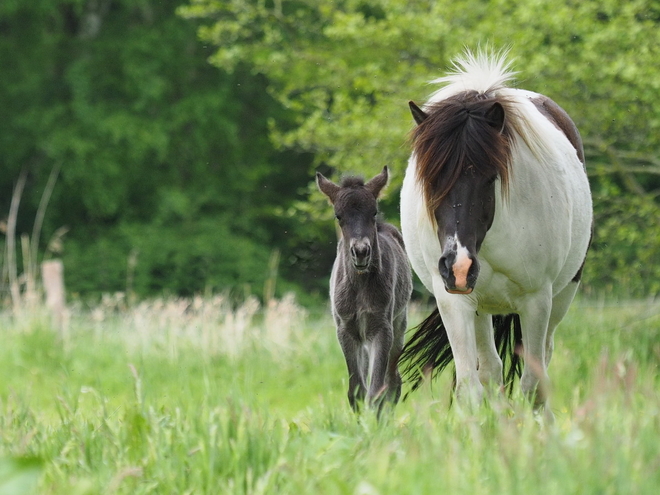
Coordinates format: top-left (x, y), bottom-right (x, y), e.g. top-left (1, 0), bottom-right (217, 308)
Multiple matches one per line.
top-left (1, 296), bottom-right (659, 494)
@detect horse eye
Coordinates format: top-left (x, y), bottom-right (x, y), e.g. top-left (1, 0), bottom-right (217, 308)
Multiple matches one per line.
top-left (487, 175), bottom-right (498, 185)
top-left (335, 214), bottom-right (342, 221)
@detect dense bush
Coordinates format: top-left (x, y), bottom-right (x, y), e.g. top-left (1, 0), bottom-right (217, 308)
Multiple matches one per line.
top-left (585, 188), bottom-right (660, 297)
top-left (0, 0), bottom-right (320, 302)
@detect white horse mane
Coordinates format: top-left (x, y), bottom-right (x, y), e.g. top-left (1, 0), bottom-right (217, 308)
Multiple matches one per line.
top-left (428, 49), bottom-right (517, 102)
top-left (426, 49), bottom-right (555, 166)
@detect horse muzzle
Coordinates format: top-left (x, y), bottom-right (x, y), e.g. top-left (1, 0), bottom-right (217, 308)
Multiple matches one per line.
top-left (439, 248), bottom-right (479, 294)
top-left (350, 239), bottom-right (371, 272)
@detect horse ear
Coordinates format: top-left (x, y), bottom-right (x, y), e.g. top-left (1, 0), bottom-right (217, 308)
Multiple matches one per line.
top-left (316, 172), bottom-right (340, 204)
top-left (409, 101), bottom-right (428, 125)
top-left (485, 101), bottom-right (505, 131)
top-left (365, 166), bottom-right (388, 199)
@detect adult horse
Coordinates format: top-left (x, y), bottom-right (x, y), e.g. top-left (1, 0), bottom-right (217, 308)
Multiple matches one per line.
top-left (399, 51), bottom-right (592, 418)
top-left (318, 167), bottom-right (413, 414)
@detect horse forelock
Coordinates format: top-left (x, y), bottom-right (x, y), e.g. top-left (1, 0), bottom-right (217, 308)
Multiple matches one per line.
top-left (411, 91), bottom-right (520, 219)
top-left (333, 176), bottom-right (378, 216)
top-left (339, 176), bottom-right (365, 188)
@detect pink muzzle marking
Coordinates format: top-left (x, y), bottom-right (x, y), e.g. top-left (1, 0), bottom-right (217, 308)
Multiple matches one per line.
top-left (452, 253), bottom-right (472, 292)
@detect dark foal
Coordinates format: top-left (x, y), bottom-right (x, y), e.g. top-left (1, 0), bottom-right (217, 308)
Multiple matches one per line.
top-left (317, 167), bottom-right (412, 413)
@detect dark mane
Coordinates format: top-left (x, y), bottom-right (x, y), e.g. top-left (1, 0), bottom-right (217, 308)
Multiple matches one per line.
top-left (410, 91), bottom-right (519, 218)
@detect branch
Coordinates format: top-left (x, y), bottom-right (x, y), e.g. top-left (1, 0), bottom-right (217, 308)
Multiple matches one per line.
top-left (583, 136), bottom-right (660, 195)
top-left (31, 161), bottom-right (62, 277)
top-left (6, 168), bottom-right (28, 309)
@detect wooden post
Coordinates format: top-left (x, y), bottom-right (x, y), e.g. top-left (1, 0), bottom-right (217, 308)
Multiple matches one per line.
top-left (42, 259), bottom-right (66, 331)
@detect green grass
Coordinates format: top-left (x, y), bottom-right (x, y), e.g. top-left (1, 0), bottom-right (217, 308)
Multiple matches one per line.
top-left (1, 297), bottom-right (659, 494)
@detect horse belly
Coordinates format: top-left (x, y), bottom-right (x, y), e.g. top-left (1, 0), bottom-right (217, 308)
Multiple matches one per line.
top-left (514, 90), bottom-right (593, 292)
top-left (551, 161), bottom-right (592, 294)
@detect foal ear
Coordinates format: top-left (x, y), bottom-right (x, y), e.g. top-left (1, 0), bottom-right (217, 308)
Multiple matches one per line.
top-left (365, 166), bottom-right (388, 199)
top-left (316, 172), bottom-right (340, 204)
top-left (409, 101), bottom-right (428, 125)
top-left (485, 101), bottom-right (506, 131)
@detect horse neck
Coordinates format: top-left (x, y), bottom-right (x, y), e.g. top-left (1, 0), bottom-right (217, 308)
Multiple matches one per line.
top-left (369, 231), bottom-right (383, 271)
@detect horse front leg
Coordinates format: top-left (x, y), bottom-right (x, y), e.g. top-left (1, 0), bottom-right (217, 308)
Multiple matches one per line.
top-left (435, 285), bottom-right (483, 408)
top-left (475, 312), bottom-right (503, 391)
top-left (385, 312), bottom-right (407, 405)
top-left (337, 321), bottom-right (367, 412)
top-left (364, 315), bottom-right (394, 412)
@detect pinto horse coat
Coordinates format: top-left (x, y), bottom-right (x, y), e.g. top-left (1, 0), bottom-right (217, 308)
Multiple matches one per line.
top-left (399, 51), bottom-right (592, 416)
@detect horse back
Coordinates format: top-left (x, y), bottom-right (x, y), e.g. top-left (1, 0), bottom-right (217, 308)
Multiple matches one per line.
top-left (528, 93), bottom-right (585, 167)
top-left (377, 221), bottom-right (406, 253)
top-left (376, 221), bottom-right (413, 313)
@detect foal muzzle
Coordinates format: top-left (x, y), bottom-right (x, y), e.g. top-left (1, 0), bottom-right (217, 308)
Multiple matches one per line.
top-left (350, 239), bottom-right (371, 272)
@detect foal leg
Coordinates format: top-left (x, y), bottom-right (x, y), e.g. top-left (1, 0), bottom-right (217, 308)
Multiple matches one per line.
top-left (475, 313), bottom-right (503, 392)
top-left (364, 315), bottom-right (394, 410)
top-left (385, 312), bottom-right (407, 405)
top-left (337, 321), bottom-right (367, 412)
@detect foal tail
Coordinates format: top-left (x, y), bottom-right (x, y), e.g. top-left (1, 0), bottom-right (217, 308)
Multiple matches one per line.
top-left (399, 308), bottom-right (522, 398)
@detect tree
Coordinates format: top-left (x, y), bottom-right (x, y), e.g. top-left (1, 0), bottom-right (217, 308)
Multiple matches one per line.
top-left (1, 0), bottom-right (316, 301)
top-left (181, 0), bottom-right (660, 296)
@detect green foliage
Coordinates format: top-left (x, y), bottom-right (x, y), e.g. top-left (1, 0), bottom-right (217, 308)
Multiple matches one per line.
top-left (183, 0), bottom-right (660, 297)
top-left (584, 185), bottom-right (660, 297)
top-left (2, 0), bottom-right (659, 299)
top-left (0, 0), bottom-right (318, 300)
top-left (1, 300), bottom-right (659, 493)
top-left (182, 0), bottom-right (660, 170)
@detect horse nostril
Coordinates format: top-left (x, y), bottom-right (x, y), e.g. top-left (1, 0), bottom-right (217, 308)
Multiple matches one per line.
top-left (467, 257), bottom-right (480, 284)
top-left (351, 242), bottom-right (371, 266)
top-left (439, 254), bottom-right (453, 279)
top-left (355, 246), bottom-right (370, 258)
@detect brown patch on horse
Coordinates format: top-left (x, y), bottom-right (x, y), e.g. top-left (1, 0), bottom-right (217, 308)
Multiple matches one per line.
top-left (572, 229), bottom-right (593, 282)
top-left (530, 95), bottom-right (585, 166)
top-left (409, 91), bottom-right (521, 220)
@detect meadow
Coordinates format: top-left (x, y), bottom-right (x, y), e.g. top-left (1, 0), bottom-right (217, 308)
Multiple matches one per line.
top-left (1, 294), bottom-right (659, 494)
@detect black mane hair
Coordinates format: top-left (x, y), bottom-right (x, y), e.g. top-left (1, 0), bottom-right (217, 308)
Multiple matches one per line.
top-left (410, 90), bottom-right (522, 218)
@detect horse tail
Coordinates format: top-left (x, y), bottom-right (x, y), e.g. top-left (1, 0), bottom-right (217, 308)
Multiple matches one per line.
top-left (399, 307), bottom-right (453, 398)
top-left (399, 308), bottom-right (523, 398)
top-left (493, 313), bottom-right (523, 395)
